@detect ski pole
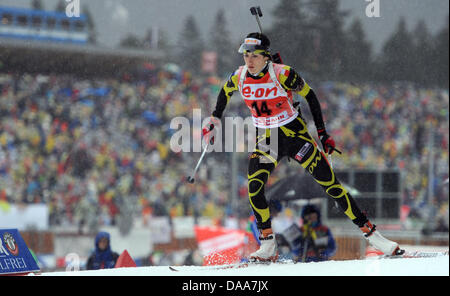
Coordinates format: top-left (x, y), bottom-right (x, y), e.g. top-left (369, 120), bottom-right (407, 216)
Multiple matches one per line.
top-left (186, 143), bottom-right (209, 184)
top-left (301, 223), bottom-right (311, 262)
top-left (301, 239), bottom-right (308, 263)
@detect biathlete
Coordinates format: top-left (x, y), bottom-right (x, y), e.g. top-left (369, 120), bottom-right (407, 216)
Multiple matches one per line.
top-left (202, 32), bottom-right (404, 261)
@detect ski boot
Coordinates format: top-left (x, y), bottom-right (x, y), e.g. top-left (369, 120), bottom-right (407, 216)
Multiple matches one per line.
top-left (249, 228), bottom-right (279, 262)
top-left (360, 221), bottom-right (405, 255)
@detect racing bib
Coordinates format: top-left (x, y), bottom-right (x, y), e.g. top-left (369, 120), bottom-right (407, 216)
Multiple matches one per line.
top-left (237, 62), bottom-right (298, 128)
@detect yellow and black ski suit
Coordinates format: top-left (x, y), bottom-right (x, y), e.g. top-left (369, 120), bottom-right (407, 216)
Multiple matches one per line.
top-left (212, 62), bottom-right (368, 230)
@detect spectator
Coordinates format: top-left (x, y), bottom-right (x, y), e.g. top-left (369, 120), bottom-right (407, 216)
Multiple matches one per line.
top-left (295, 205), bottom-right (336, 262)
top-left (86, 231), bottom-right (119, 270)
top-left (274, 204), bottom-right (336, 262)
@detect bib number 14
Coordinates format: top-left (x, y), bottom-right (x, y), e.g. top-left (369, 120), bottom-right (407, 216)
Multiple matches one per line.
top-left (251, 101), bottom-right (272, 116)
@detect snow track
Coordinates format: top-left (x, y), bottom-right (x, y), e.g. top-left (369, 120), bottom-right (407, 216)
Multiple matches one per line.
top-left (40, 256), bottom-right (448, 276)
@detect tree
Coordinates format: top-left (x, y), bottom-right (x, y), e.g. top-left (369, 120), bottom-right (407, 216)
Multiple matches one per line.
top-left (434, 16), bottom-right (449, 88)
top-left (378, 17), bottom-right (415, 83)
top-left (209, 9), bottom-right (235, 77)
top-left (267, 0), bottom-right (313, 72)
top-left (176, 15), bottom-right (204, 73)
top-left (120, 33), bottom-right (144, 49)
top-left (411, 20), bottom-right (435, 86)
top-left (309, 0), bottom-right (349, 80)
top-left (340, 18), bottom-right (373, 82)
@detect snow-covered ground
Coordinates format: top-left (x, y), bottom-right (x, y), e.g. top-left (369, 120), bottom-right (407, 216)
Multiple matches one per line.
top-left (39, 256), bottom-right (449, 276)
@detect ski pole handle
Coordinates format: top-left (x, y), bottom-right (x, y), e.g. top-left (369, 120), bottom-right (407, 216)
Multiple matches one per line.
top-left (328, 145), bottom-right (342, 155)
top-left (250, 6), bottom-right (263, 33)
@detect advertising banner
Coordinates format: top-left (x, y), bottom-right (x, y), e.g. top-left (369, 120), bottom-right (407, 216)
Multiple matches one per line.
top-left (0, 229), bottom-right (40, 275)
top-left (194, 226), bottom-right (258, 265)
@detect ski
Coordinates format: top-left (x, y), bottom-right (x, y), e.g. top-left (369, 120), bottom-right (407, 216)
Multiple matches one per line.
top-left (168, 251), bottom-right (449, 272)
top-left (212, 258), bottom-right (298, 270)
top-left (376, 250), bottom-right (449, 259)
top-left (168, 259), bottom-right (295, 271)
top-left (168, 262), bottom-right (263, 272)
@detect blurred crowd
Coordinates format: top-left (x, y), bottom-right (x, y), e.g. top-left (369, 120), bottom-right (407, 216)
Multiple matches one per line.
top-left (0, 66), bottom-right (448, 233)
top-left (0, 67), bottom-right (229, 233)
top-left (317, 82), bottom-right (449, 232)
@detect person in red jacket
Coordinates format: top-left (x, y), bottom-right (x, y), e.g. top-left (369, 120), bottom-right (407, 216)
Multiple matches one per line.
top-left (203, 32), bottom-right (404, 262)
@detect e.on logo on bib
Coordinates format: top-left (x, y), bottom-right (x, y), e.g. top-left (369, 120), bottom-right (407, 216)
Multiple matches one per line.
top-left (242, 83), bottom-right (279, 100)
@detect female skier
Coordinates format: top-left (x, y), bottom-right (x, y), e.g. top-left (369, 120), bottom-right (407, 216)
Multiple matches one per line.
top-left (202, 32), bottom-right (404, 261)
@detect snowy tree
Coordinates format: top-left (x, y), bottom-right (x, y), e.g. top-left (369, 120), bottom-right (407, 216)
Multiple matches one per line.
top-left (340, 18), bottom-right (373, 82)
top-left (120, 34), bottom-right (144, 49)
top-left (309, 0), bottom-right (349, 80)
top-left (378, 18), bottom-right (415, 82)
top-left (411, 20), bottom-right (435, 86)
top-left (177, 15), bottom-right (204, 73)
top-left (434, 16), bottom-right (449, 88)
top-left (268, 0), bottom-right (313, 71)
top-left (209, 9), bottom-right (235, 77)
